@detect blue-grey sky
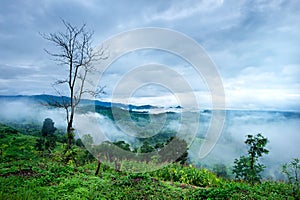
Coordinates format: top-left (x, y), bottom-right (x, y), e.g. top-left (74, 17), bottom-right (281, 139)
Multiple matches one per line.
top-left (0, 0), bottom-right (299, 110)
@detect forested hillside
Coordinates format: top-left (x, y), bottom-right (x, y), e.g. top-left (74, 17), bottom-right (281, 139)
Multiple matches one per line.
top-left (0, 123), bottom-right (299, 199)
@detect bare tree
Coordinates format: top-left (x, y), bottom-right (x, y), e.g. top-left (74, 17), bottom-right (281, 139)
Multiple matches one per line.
top-left (42, 20), bottom-right (107, 150)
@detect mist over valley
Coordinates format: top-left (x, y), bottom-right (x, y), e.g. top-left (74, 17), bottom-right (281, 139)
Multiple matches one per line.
top-left (1, 94), bottom-right (299, 179)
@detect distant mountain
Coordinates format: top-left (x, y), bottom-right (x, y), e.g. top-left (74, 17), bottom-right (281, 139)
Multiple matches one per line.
top-left (0, 94), bottom-right (169, 111)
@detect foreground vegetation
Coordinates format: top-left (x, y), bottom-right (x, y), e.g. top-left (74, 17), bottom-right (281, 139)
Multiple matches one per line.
top-left (0, 123), bottom-right (299, 199)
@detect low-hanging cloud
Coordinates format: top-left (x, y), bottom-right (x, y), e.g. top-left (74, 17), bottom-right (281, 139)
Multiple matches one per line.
top-left (189, 110), bottom-right (300, 179)
top-left (0, 99), bottom-right (66, 128)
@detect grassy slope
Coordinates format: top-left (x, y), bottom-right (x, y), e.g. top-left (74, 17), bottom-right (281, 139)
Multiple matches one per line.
top-left (0, 123), bottom-right (298, 200)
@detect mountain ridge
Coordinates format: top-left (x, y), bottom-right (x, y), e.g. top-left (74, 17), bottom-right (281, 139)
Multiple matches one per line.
top-left (0, 94), bottom-right (299, 114)
top-left (0, 94), bottom-right (171, 111)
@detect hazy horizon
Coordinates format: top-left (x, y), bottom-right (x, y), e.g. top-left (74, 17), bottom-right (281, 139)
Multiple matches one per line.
top-left (0, 97), bottom-right (299, 180)
top-left (1, 94), bottom-right (300, 112)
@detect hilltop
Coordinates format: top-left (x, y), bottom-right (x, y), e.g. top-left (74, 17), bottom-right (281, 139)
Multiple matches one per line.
top-left (0, 123), bottom-right (298, 199)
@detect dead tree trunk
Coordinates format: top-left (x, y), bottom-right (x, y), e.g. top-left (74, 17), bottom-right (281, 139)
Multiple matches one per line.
top-left (42, 20), bottom-right (107, 151)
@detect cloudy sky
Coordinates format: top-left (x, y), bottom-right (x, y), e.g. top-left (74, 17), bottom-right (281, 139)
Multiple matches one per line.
top-left (0, 0), bottom-right (299, 110)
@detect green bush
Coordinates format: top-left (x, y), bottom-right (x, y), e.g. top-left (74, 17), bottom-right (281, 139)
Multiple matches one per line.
top-left (282, 158), bottom-right (300, 199)
top-left (233, 133), bottom-right (269, 184)
top-left (153, 163), bottom-right (221, 187)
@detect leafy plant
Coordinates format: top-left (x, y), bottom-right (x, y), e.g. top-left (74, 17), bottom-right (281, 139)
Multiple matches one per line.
top-left (282, 158), bottom-right (300, 199)
top-left (233, 133), bottom-right (269, 184)
top-left (35, 118), bottom-right (57, 154)
top-left (153, 163), bottom-right (221, 187)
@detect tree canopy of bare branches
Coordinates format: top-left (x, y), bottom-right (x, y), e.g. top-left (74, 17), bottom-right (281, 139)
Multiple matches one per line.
top-left (42, 20), bottom-right (107, 150)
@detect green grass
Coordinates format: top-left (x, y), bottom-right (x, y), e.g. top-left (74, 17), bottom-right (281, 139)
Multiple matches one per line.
top-left (0, 123), bottom-right (299, 199)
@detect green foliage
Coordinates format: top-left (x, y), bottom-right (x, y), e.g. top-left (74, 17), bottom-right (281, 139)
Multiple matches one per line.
top-left (1, 123), bottom-right (298, 199)
top-left (233, 133), bottom-right (269, 184)
top-left (282, 158), bottom-right (300, 199)
top-left (81, 134), bottom-right (93, 147)
top-left (153, 163), bottom-right (221, 187)
top-left (35, 137), bottom-right (45, 151)
top-left (0, 123), bottom-right (18, 138)
top-left (75, 138), bottom-right (84, 147)
top-left (55, 132), bottom-right (68, 143)
top-left (120, 159), bottom-right (164, 173)
top-left (35, 118), bottom-right (57, 153)
top-left (1, 121), bottom-right (42, 136)
top-left (0, 129), bottom-right (37, 163)
top-left (245, 133), bottom-right (269, 157)
top-left (140, 140), bottom-right (155, 153)
top-left (113, 140), bottom-right (131, 151)
top-left (80, 134), bottom-right (189, 167)
top-left (213, 163), bottom-right (230, 179)
top-left (41, 118), bottom-right (57, 137)
top-left (283, 158), bottom-right (300, 184)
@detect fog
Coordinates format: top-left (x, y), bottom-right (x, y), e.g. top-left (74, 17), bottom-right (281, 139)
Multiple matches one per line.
top-left (74, 112), bottom-right (138, 145)
top-left (189, 110), bottom-right (300, 179)
top-left (0, 99), bottom-right (299, 179)
top-left (0, 100), bottom-right (66, 128)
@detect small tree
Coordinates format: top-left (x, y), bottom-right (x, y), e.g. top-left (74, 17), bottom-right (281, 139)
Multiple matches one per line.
top-left (282, 158), bottom-right (300, 198)
top-left (232, 133), bottom-right (269, 184)
top-left (75, 138), bottom-right (84, 147)
top-left (36, 118), bottom-right (57, 153)
top-left (41, 118), bottom-right (57, 137)
top-left (42, 20), bottom-right (107, 150)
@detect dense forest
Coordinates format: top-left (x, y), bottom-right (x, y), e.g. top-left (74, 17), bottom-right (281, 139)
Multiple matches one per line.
top-left (0, 121), bottom-right (299, 199)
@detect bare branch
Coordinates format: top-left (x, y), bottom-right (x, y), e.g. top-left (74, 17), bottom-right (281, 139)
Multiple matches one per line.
top-left (53, 79), bottom-right (69, 85)
top-left (42, 19), bottom-right (108, 150)
top-left (83, 86), bottom-right (106, 98)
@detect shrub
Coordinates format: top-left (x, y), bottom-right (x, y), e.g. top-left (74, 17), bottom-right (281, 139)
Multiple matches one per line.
top-left (233, 133), bottom-right (269, 184)
top-left (282, 158), bottom-right (300, 199)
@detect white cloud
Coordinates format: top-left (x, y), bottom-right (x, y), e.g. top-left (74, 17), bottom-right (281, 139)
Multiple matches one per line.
top-left (223, 64), bottom-right (300, 110)
top-left (148, 0), bottom-right (224, 21)
top-left (0, 0), bottom-right (299, 110)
